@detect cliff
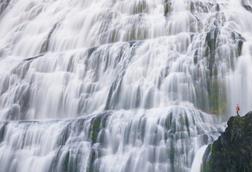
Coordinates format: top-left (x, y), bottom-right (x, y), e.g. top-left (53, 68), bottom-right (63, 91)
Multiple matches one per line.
top-left (203, 112), bottom-right (252, 172)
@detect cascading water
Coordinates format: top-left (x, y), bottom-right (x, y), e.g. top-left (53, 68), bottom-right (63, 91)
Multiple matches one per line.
top-left (0, 0), bottom-right (251, 171)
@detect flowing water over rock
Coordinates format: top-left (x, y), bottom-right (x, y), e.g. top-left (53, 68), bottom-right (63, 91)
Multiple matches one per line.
top-left (0, 0), bottom-right (251, 171)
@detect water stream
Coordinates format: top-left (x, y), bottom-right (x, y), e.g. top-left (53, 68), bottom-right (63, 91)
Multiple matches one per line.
top-left (0, 0), bottom-right (251, 171)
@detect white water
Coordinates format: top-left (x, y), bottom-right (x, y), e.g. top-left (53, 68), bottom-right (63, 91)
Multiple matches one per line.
top-left (0, 0), bottom-right (251, 171)
top-left (190, 145), bottom-right (208, 172)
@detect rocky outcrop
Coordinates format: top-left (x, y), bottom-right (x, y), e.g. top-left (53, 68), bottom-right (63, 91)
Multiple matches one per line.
top-left (0, 0), bottom-right (11, 15)
top-left (202, 111), bottom-right (252, 172)
top-left (242, 0), bottom-right (252, 12)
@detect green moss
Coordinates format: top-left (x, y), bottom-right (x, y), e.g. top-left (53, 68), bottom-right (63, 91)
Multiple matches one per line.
top-left (202, 113), bottom-right (252, 172)
top-left (89, 114), bottom-right (109, 144)
top-left (208, 79), bottom-right (227, 115)
top-left (89, 117), bottom-right (101, 144)
top-left (133, 1), bottom-right (148, 14)
top-left (87, 114), bottom-right (109, 172)
top-left (61, 151), bottom-right (80, 172)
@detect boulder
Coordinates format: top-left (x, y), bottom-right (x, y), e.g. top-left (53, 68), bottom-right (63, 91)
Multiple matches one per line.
top-left (202, 111), bottom-right (252, 172)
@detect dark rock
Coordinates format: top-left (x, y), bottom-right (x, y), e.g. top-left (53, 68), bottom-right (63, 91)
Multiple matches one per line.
top-left (206, 27), bottom-right (219, 77)
top-left (202, 111), bottom-right (252, 172)
top-left (164, 0), bottom-right (172, 16)
top-left (242, 0), bottom-right (252, 12)
top-left (0, 0), bottom-right (11, 16)
top-left (132, 0), bottom-right (149, 14)
top-left (40, 23), bottom-right (59, 53)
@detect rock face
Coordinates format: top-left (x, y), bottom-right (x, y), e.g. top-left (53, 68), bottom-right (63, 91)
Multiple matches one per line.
top-left (242, 0), bottom-right (252, 12)
top-left (203, 111), bottom-right (252, 172)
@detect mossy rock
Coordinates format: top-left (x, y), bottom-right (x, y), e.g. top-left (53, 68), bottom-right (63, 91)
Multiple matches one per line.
top-left (89, 113), bottom-right (109, 144)
top-left (164, 1), bottom-right (172, 16)
top-left (202, 112), bottom-right (252, 172)
top-left (208, 79), bottom-right (227, 115)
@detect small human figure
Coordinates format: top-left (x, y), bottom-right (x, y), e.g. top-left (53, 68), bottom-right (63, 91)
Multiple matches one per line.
top-left (236, 104), bottom-right (240, 116)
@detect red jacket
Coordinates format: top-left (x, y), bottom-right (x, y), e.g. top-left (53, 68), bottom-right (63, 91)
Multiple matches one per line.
top-left (236, 105), bottom-right (240, 112)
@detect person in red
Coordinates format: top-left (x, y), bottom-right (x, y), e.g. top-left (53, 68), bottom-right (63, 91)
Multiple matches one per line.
top-left (236, 104), bottom-right (240, 116)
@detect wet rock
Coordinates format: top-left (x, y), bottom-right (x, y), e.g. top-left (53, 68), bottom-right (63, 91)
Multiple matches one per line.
top-left (132, 0), bottom-right (149, 14)
top-left (231, 31), bottom-right (245, 59)
top-left (202, 111), bottom-right (252, 172)
top-left (205, 27), bottom-right (219, 77)
top-left (0, 0), bottom-right (11, 15)
top-left (164, 0), bottom-right (172, 16)
top-left (190, 1), bottom-right (215, 13)
top-left (242, 0), bottom-right (252, 12)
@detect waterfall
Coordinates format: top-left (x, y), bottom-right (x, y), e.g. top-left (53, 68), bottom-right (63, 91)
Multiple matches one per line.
top-left (0, 107), bottom-right (222, 172)
top-left (190, 145), bottom-right (208, 172)
top-left (226, 0), bottom-right (252, 115)
top-left (0, 0), bottom-right (249, 171)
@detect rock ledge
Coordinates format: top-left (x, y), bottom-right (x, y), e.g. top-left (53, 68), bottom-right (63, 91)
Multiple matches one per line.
top-left (203, 111), bottom-right (252, 172)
